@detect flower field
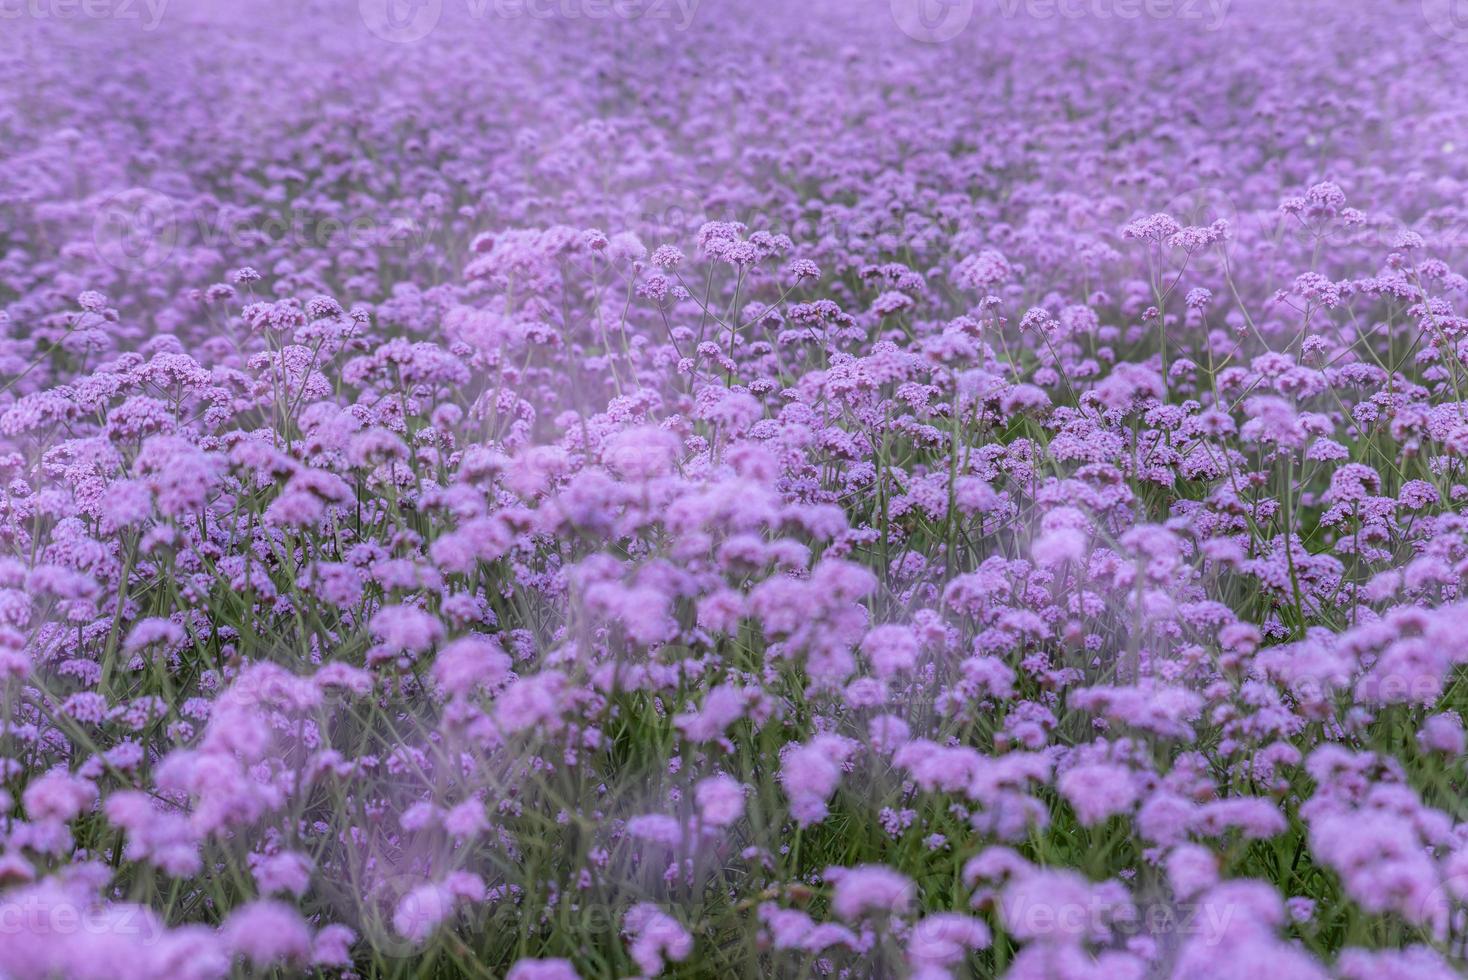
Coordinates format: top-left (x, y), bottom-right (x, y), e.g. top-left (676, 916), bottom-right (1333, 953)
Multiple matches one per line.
top-left (4, 0), bottom-right (1468, 976)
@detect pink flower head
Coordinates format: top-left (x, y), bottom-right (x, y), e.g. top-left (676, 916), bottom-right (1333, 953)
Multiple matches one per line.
top-left (694, 775), bottom-right (746, 828)
top-left (223, 900), bottom-right (313, 967)
top-left (827, 865), bottom-right (914, 921)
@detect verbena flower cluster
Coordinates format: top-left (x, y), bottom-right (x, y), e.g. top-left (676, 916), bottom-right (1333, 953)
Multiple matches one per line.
top-left (3, 0), bottom-right (1468, 976)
